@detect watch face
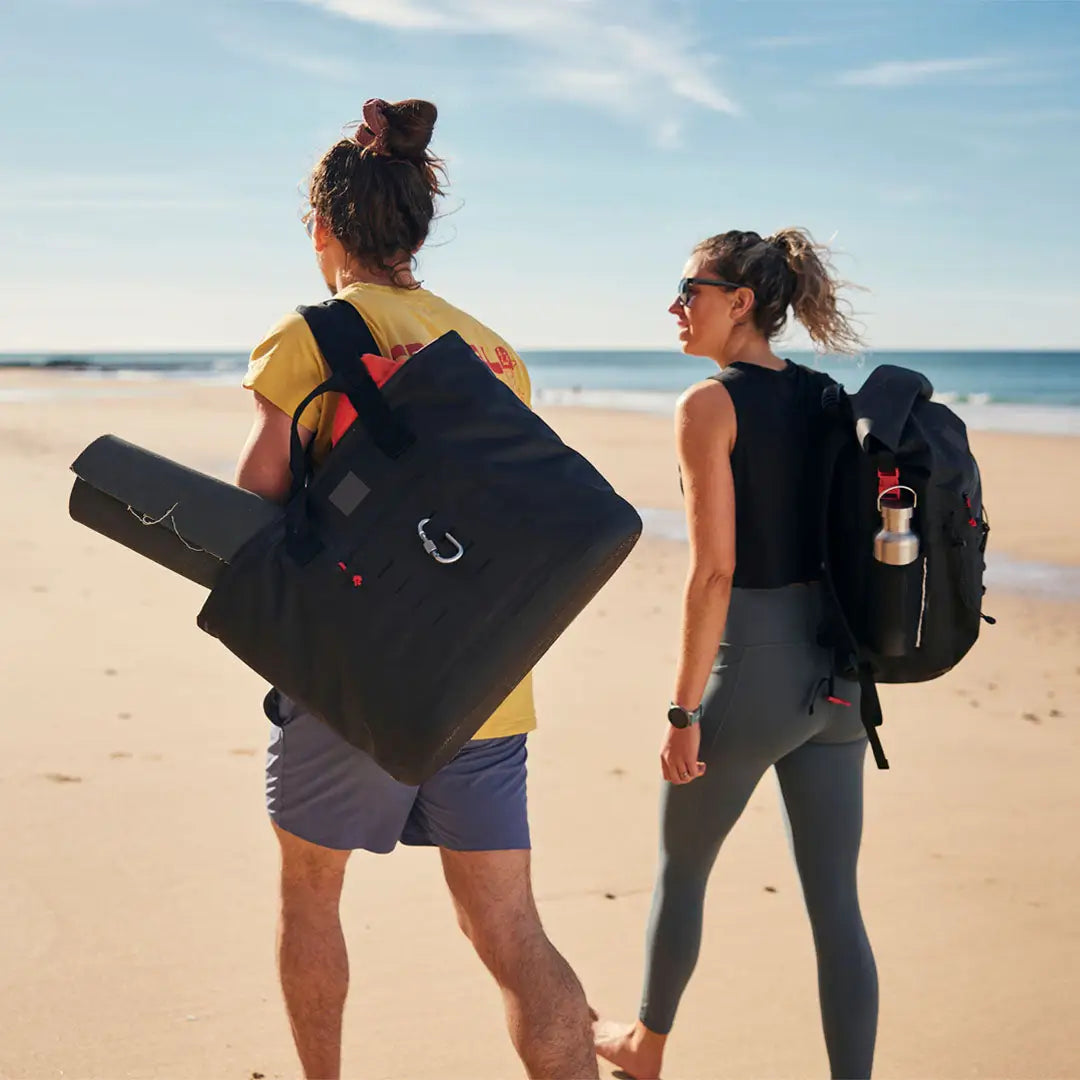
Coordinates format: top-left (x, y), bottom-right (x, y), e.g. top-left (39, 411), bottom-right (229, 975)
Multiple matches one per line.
top-left (667, 705), bottom-right (689, 729)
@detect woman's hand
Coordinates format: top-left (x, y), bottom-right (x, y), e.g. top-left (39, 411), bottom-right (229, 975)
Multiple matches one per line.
top-left (661, 725), bottom-right (706, 785)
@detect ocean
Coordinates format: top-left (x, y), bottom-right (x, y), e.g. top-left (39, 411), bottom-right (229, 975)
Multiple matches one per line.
top-left (1, 348), bottom-right (1079, 435)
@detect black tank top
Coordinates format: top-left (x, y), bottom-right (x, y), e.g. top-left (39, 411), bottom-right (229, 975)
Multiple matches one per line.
top-left (710, 360), bottom-right (831, 590)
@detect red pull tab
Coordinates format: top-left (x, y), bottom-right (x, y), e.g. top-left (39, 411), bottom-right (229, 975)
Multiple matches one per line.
top-left (877, 469), bottom-right (900, 498)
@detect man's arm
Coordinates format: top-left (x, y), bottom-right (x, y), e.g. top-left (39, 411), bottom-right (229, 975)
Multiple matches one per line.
top-left (235, 392), bottom-right (314, 503)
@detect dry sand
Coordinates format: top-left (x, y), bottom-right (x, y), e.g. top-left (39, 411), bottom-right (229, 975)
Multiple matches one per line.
top-left (0, 372), bottom-right (1078, 1079)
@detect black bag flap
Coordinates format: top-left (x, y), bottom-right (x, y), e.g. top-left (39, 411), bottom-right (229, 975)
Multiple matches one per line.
top-left (70, 435), bottom-right (282, 561)
top-left (849, 364), bottom-right (934, 454)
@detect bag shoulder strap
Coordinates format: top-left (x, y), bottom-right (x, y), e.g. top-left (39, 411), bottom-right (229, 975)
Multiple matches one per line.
top-left (299, 297), bottom-right (381, 371)
top-left (283, 299), bottom-right (416, 506)
top-left (817, 381), bottom-right (890, 770)
top-left (297, 298), bottom-right (415, 459)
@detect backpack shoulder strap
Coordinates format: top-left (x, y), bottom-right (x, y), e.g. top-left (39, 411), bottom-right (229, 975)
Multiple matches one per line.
top-left (817, 380), bottom-right (891, 770)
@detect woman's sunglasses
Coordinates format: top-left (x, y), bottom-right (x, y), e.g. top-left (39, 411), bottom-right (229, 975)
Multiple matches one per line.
top-left (302, 211), bottom-right (316, 238)
top-left (677, 276), bottom-right (743, 307)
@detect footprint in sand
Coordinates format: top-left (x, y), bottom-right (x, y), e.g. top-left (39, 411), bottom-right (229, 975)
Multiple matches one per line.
top-left (44, 773), bottom-right (82, 783)
top-left (109, 752), bottom-right (132, 760)
top-left (229, 748), bottom-right (258, 756)
top-left (104, 668), bottom-right (118, 677)
top-left (1022, 712), bottom-right (1041, 724)
top-left (1050, 709), bottom-right (1063, 718)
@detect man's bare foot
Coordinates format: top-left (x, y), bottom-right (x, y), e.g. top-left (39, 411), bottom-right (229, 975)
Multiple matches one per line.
top-left (593, 1019), bottom-right (665, 1080)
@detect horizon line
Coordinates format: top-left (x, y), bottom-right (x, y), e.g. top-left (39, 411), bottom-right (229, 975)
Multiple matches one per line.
top-left (2, 345), bottom-right (1080, 356)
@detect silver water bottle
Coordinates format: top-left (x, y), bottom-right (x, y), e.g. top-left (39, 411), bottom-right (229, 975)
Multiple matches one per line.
top-left (873, 486), bottom-right (919, 565)
top-left (869, 485), bottom-right (921, 657)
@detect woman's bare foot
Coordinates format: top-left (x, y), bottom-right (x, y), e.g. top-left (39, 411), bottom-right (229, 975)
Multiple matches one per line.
top-left (593, 1019), bottom-right (666, 1079)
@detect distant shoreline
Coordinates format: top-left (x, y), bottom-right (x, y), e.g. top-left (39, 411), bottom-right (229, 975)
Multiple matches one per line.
top-left (4, 350), bottom-right (1080, 436)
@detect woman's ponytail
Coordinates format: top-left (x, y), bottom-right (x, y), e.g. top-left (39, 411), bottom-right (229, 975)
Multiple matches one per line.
top-left (768, 227), bottom-right (863, 354)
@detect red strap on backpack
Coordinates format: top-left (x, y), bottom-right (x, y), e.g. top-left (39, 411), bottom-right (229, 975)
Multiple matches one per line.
top-left (877, 468), bottom-right (900, 498)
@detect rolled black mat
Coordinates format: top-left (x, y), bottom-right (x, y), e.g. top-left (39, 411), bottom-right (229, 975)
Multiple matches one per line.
top-left (69, 435), bottom-right (283, 588)
top-left (69, 477), bottom-right (226, 588)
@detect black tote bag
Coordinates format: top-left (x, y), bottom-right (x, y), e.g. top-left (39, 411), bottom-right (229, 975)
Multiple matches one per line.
top-left (197, 299), bottom-right (642, 784)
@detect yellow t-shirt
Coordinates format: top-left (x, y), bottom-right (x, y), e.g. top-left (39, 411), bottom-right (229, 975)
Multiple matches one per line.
top-left (243, 282), bottom-right (537, 740)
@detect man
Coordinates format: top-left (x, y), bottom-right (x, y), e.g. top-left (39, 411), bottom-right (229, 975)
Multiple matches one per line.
top-left (235, 98), bottom-right (598, 1079)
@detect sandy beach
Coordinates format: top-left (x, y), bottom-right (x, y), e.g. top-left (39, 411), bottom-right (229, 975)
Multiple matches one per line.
top-left (1, 372), bottom-right (1078, 1079)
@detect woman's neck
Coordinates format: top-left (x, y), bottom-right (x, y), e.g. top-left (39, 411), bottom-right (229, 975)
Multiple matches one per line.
top-left (716, 331), bottom-right (785, 371)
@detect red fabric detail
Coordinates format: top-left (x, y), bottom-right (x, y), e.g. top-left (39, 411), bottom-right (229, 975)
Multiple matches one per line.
top-left (877, 469), bottom-right (900, 498)
top-left (827, 695), bottom-right (852, 707)
top-left (351, 574), bottom-right (364, 588)
top-left (331, 352), bottom-right (404, 446)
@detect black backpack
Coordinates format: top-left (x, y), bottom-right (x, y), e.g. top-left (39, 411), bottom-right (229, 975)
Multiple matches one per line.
top-left (818, 365), bottom-right (993, 768)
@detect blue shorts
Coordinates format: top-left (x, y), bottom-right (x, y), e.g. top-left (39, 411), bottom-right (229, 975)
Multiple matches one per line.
top-left (264, 691), bottom-right (531, 853)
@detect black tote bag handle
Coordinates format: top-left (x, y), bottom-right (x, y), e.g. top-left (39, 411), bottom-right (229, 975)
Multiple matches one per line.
top-left (285, 299), bottom-right (416, 498)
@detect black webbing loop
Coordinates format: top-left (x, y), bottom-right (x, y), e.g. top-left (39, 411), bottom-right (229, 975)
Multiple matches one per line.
top-left (857, 665), bottom-right (890, 769)
top-left (288, 375), bottom-right (340, 499)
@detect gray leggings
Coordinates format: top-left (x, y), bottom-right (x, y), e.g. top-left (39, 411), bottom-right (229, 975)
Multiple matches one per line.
top-left (640, 584), bottom-right (878, 1079)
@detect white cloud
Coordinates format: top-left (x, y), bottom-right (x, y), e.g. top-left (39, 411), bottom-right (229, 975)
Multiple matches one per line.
top-left (215, 30), bottom-right (363, 84)
top-left (307, 0), bottom-right (459, 30)
top-left (837, 56), bottom-right (1006, 88)
top-left (292, 0), bottom-right (739, 138)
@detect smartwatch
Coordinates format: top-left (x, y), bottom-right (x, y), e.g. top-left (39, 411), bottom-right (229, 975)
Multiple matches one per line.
top-left (667, 702), bottom-right (703, 729)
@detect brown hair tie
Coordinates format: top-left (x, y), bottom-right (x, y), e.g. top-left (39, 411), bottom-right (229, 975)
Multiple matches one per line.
top-left (355, 97), bottom-right (389, 151)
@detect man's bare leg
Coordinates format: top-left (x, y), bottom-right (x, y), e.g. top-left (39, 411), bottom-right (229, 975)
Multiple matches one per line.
top-left (275, 823), bottom-right (352, 1080)
top-left (441, 848), bottom-right (599, 1079)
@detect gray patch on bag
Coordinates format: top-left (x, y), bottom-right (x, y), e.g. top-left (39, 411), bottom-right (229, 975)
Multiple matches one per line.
top-left (328, 471), bottom-right (371, 516)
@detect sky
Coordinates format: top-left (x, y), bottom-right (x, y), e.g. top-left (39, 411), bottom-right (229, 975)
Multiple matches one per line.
top-left (0, 0), bottom-right (1078, 352)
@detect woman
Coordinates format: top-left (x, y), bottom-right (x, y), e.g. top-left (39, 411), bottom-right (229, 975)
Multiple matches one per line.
top-left (595, 229), bottom-right (878, 1079)
top-left (235, 99), bottom-right (597, 1080)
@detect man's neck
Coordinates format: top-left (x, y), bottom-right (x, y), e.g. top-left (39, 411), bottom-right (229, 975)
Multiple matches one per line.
top-left (334, 260), bottom-right (418, 293)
